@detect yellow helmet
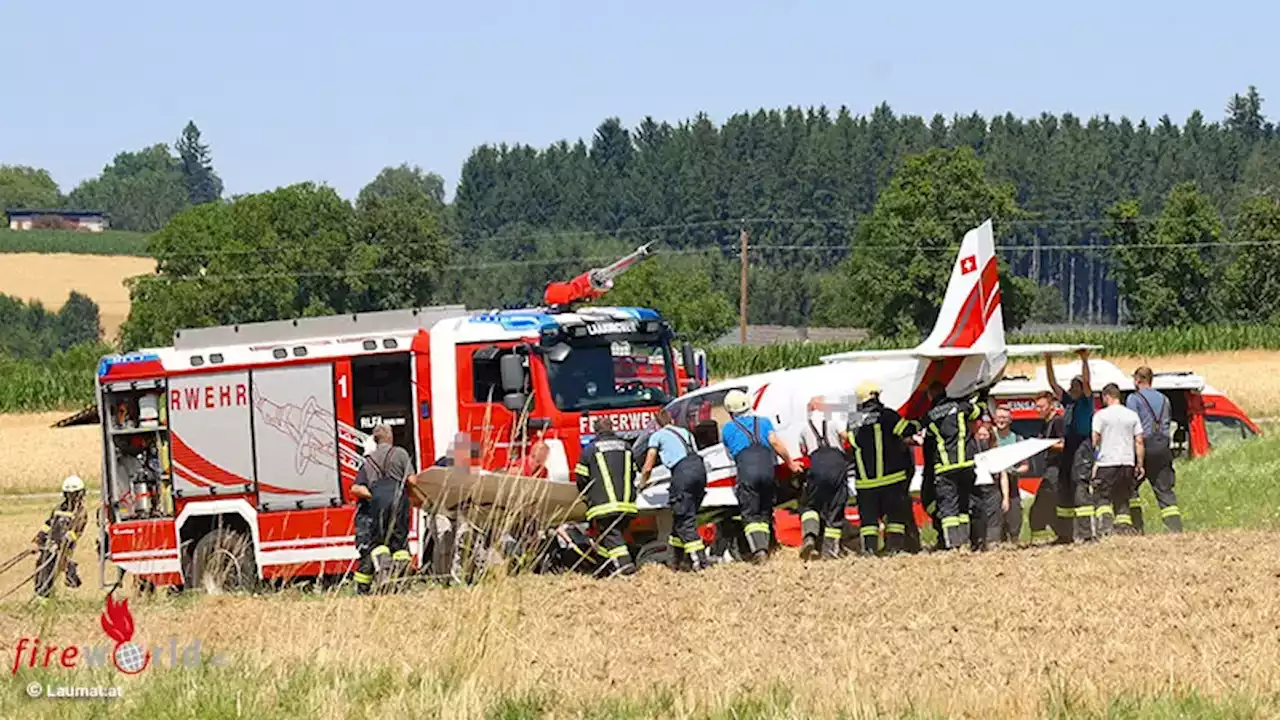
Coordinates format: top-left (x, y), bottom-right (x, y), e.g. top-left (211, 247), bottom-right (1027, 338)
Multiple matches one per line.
top-left (855, 379), bottom-right (882, 403)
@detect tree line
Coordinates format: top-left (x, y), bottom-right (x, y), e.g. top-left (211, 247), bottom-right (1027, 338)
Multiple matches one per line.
top-left (0, 293), bottom-right (102, 360)
top-left (6, 87), bottom-right (1280, 354)
top-left (0, 122), bottom-right (222, 232)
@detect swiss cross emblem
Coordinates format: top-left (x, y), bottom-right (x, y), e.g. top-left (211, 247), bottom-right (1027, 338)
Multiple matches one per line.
top-left (960, 255), bottom-right (977, 275)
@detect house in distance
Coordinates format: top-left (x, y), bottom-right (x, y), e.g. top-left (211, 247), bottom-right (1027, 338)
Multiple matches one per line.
top-left (5, 208), bottom-right (109, 232)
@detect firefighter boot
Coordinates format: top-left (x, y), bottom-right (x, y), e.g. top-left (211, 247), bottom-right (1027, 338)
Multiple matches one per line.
top-left (688, 548), bottom-right (710, 571)
top-left (64, 561), bottom-right (82, 589)
top-left (390, 549), bottom-right (412, 592)
top-left (799, 511), bottom-right (821, 560)
top-left (371, 545), bottom-right (392, 591)
top-left (821, 527), bottom-right (842, 559)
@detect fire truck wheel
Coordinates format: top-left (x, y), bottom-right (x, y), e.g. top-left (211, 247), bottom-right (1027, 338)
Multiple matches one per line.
top-left (190, 528), bottom-right (257, 594)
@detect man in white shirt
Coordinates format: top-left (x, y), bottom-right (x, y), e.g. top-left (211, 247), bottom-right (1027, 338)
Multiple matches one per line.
top-left (1091, 383), bottom-right (1145, 536)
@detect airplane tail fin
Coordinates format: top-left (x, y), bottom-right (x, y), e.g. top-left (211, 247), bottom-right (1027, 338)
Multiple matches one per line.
top-left (917, 219), bottom-right (1005, 355)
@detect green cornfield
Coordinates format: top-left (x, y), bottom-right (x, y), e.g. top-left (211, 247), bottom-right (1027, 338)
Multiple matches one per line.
top-left (0, 228), bottom-right (151, 256)
top-left (706, 324), bottom-right (1280, 377)
top-left (0, 343), bottom-right (112, 412)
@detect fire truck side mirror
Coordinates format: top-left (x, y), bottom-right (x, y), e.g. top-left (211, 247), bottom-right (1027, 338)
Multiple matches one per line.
top-left (681, 342), bottom-right (701, 391)
top-left (500, 353), bottom-right (526, 390)
top-left (502, 393), bottom-right (527, 412)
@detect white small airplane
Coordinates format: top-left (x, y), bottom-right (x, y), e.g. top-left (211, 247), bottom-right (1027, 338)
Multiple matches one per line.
top-left (636, 218), bottom-right (1096, 512)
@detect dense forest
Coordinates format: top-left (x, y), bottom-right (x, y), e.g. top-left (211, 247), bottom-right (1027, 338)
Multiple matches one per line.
top-left (4, 87), bottom-right (1280, 350)
top-left (453, 86), bottom-right (1278, 327)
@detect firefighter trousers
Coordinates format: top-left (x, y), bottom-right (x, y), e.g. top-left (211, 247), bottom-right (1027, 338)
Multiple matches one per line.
top-left (735, 465), bottom-right (776, 557)
top-left (801, 448), bottom-right (848, 558)
top-left (1001, 476), bottom-right (1023, 544)
top-left (1053, 440), bottom-right (1097, 543)
top-left (1133, 446), bottom-right (1182, 533)
top-left (856, 481), bottom-right (910, 555)
top-left (1093, 466), bottom-right (1136, 536)
top-left (970, 483), bottom-right (1001, 550)
top-left (590, 513), bottom-right (636, 576)
top-left (355, 505), bottom-right (411, 593)
top-left (935, 467), bottom-right (976, 550)
top-left (1028, 463), bottom-right (1059, 543)
top-left (668, 460), bottom-right (708, 570)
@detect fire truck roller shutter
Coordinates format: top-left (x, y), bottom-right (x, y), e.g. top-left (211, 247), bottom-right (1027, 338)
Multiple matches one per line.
top-left (251, 364), bottom-right (346, 510)
top-left (169, 371), bottom-right (256, 499)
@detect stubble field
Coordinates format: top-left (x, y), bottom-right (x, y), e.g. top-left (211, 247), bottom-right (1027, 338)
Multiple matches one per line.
top-left (0, 351), bottom-right (1278, 718)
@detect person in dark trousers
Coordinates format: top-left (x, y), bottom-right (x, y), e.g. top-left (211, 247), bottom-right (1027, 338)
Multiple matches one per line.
top-left (1092, 383), bottom-right (1144, 536)
top-left (922, 382), bottom-right (986, 550)
top-left (640, 409), bottom-right (710, 571)
top-left (574, 417), bottom-right (638, 577)
top-left (1028, 391), bottom-right (1065, 544)
top-left (797, 396), bottom-right (850, 560)
top-left (1046, 350), bottom-right (1095, 543)
top-left (351, 424), bottom-right (417, 594)
top-left (970, 423), bottom-right (1001, 550)
top-left (992, 405), bottom-right (1029, 544)
top-left (846, 380), bottom-right (918, 556)
top-left (33, 475), bottom-right (88, 599)
top-left (720, 389), bottom-right (802, 563)
top-left (1126, 366), bottom-right (1183, 532)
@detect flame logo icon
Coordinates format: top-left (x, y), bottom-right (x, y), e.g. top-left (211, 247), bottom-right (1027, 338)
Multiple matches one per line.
top-left (100, 593), bottom-right (150, 675)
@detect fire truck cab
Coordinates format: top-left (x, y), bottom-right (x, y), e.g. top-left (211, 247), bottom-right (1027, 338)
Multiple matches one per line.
top-left (96, 304), bottom-right (699, 590)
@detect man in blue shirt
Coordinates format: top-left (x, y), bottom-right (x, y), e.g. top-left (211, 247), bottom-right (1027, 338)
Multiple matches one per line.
top-left (720, 389), bottom-right (801, 562)
top-left (1125, 366), bottom-right (1182, 533)
top-left (1046, 350), bottom-right (1095, 543)
top-left (639, 409), bottom-right (710, 571)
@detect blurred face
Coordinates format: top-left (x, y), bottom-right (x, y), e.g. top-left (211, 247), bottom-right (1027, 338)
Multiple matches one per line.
top-left (1035, 396), bottom-right (1054, 420)
top-left (994, 409), bottom-right (1012, 432)
top-left (976, 424), bottom-right (991, 443)
top-left (1069, 377), bottom-right (1084, 399)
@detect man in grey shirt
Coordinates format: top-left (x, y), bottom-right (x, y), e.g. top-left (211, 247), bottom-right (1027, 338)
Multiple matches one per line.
top-left (351, 424), bottom-right (417, 593)
top-left (1092, 384), bottom-right (1144, 536)
top-left (1125, 366), bottom-right (1182, 533)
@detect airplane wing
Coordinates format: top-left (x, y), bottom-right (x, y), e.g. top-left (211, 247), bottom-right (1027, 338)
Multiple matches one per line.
top-left (1004, 343), bottom-right (1103, 357)
top-left (974, 437), bottom-right (1057, 475)
top-left (410, 466), bottom-right (591, 523)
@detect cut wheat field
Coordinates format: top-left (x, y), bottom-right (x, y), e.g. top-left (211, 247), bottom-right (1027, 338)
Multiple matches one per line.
top-left (1, 513), bottom-right (1279, 719)
top-left (0, 253), bottom-right (154, 340)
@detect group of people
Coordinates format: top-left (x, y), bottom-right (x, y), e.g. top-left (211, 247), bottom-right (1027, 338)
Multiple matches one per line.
top-left (572, 349), bottom-right (1184, 578)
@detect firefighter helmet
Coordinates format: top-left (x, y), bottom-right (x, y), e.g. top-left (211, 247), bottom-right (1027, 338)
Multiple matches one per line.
top-left (724, 389), bottom-right (750, 414)
top-left (855, 379), bottom-right (882, 402)
top-left (62, 475), bottom-right (85, 494)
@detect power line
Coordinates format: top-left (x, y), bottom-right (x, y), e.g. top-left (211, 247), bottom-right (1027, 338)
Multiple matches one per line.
top-left (132, 213), bottom-right (1250, 260)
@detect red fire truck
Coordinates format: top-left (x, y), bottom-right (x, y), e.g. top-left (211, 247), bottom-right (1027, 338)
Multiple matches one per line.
top-left (95, 246), bottom-right (705, 590)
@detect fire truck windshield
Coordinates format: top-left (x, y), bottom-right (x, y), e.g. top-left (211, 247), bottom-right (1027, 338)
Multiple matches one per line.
top-left (546, 336), bottom-right (674, 411)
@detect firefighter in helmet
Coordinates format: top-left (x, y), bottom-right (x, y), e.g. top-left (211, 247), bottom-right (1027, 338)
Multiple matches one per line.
top-left (847, 380), bottom-right (919, 555)
top-left (574, 417), bottom-right (638, 577)
top-left (34, 475), bottom-right (88, 598)
top-left (350, 425), bottom-right (417, 594)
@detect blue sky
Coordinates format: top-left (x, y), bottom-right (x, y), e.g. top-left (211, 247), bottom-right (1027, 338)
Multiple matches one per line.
top-left (2, 0), bottom-right (1274, 200)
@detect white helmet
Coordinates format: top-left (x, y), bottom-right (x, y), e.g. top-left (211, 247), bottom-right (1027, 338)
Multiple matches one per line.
top-left (724, 389), bottom-right (750, 414)
top-left (62, 475), bottom-right (85, 494)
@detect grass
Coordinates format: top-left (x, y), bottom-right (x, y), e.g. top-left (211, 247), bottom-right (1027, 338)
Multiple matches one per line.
top-left (0, 253), bottom-right (153, 340)
top-left (0, 228), bottom-right (151, 256)
top-left (0, 344), bottom-right (114, 415)
top-left (2, 423), bottom-right (1280, 717)
top-left (0, 412), bottom-right (103, 495)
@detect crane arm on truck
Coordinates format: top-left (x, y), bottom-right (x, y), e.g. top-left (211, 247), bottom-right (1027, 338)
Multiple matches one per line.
top-left (543, 242), bottom-right (655, 307)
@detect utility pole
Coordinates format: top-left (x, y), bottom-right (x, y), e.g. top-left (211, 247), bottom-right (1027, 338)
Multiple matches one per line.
top-left (738, 225), bottom-right (749, 345)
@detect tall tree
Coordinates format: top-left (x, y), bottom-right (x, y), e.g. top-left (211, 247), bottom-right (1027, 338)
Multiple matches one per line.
top-left (68, 145), bottom-right (189, 232)
top-left (1107, 183), bottom-right (1223, 328)
top-left (815, 146), bottom-right (1023, 336)
top-left (175, 121), bottom-right (224, 205)
top-left (0, 165), bottom-right (60, 210)
top-left (352, 165), bottom-right (453, 310)
top-left (1223, 193), bottom-right (1280, 323)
